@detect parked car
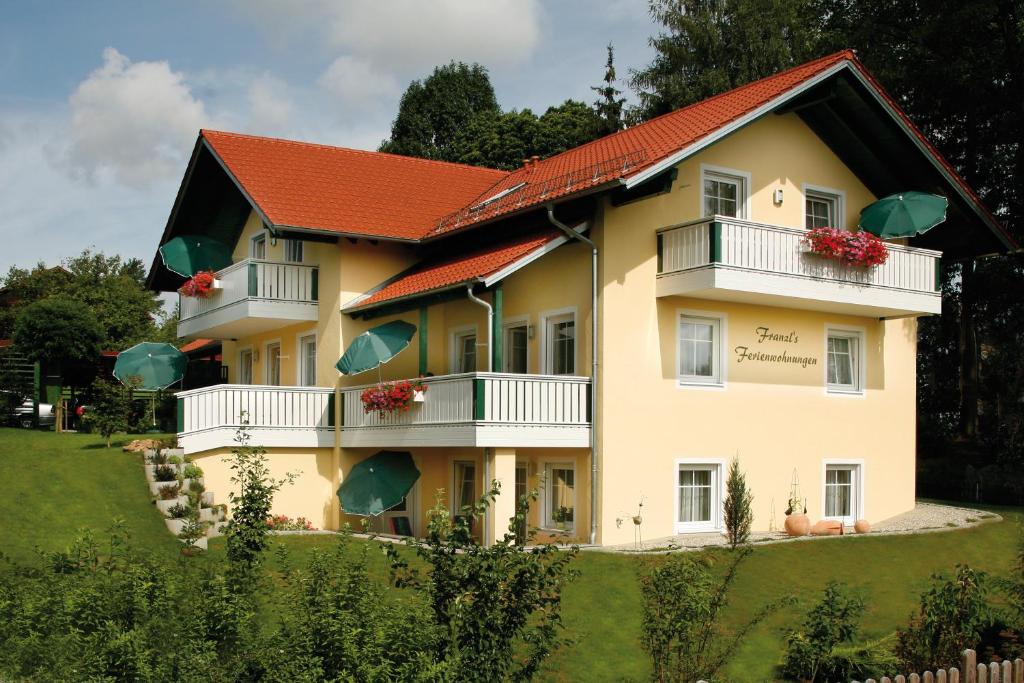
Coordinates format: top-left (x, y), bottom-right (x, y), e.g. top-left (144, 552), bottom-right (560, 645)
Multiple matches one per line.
top-left (11, 400), bottom-right (55, 429)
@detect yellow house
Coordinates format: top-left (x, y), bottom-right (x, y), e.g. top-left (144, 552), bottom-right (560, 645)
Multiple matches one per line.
top-left (147, 50), bottom-right (1014, 546)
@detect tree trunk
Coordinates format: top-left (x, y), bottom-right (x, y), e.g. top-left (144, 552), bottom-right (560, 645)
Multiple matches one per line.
top-left (958, 260), bottom-right (980, 440)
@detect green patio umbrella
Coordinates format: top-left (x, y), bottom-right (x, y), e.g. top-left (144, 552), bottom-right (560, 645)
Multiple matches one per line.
top-left (338, 451), bottom-right (421, 516)
top-left (159, 235), bottom-right (233, 277)
top-left (114, 342), bottom-right (187, 431)
top-left (858, 191), bottom-right (948, 238)
top-left (336, 320), bottom-right (417, 376)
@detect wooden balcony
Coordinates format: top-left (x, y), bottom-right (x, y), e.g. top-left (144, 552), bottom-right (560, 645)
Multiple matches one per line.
top-left (656, 217), bottom-right (942, 317)
top-left (177, 259), bottom-right (319, 338)
top-left (341, 372), bottom-right (591, 448)
top-left (176, 384), bottom-right (334, 454)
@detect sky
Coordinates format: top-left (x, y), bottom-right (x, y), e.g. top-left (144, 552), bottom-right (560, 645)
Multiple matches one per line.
top-left (0, 0), bottom-right (659, 280)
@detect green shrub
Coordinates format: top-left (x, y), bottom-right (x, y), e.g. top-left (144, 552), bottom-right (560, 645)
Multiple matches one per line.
top-left (182, 463), bottom-right (203, 479)
top-left (782, 581), bottom-right (895, 682)
top-left (153, 464), bottom-right (176, 482)
top-left (168, 455), bottom-right (183, 465)
top-left (156, 484), bottom-right (180, 500)
top-left (167, 503), bottom-right (190, 519)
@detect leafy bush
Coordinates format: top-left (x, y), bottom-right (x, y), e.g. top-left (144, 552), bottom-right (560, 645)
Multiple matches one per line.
top-left (782, 582), bottom-right (898, 681)
top-left (723, 457), bottom-right (753, 548)
top-left (81, 376), bottom-right (136, 447)
top-left (385, 483), bottom-right (578, 681)
top-left (12, 296), bottom-right (103, 368)
top-left (895, 565), bottom-right (994, 672)
top-left (156, 484), bottom-right (180, 500)
top-left (167, 503), bottom-right (190, 519)
top-left (639, 548), bottom-right (790, 682)
top-left (153, 464), bottom-right (176, 482)
top-left (167, 454), bottom-right (183, 465)
top-left (182, 463), bottom-right (203, 479)
top-left (267, 515), bottom-right (315, 531)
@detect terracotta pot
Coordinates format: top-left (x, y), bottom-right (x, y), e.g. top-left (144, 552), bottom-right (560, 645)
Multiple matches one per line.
top-left (854, 519), bottom-right (871, 534)
top-left (811, 520), bottom-right (843, 536)
top-left (784, 513), bottom-right (811, 537)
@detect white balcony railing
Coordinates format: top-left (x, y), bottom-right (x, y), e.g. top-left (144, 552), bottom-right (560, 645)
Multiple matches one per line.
top-left (178, 259), bottom-right (319, 322)
top-left (658, 217), bottom-right (941, 293)
top-left (176, 384), bottom-right (334, 453)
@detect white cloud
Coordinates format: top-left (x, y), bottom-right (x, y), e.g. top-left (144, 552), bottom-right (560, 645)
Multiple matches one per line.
top-left (242, 0), bottom-right (541, 72)
top-left (59, 47), bottom-right (214, 189)
top-left (246, 72), bottom-right (294, 135)
top-left (318, 55), bottom-right (399, 109)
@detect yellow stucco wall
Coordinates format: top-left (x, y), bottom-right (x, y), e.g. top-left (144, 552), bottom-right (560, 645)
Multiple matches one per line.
top-left (594, 112), bottom-right (915, 544)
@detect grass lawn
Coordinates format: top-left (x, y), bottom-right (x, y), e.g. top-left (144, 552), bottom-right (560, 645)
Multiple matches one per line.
top-left (1, 427), bottom-right (1020, 682)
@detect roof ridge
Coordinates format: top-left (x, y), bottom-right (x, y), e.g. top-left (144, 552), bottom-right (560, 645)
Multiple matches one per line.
top-left (200, 129), bottom-right (509, 178)
top-left (502, 50), bottom-right (856, 177)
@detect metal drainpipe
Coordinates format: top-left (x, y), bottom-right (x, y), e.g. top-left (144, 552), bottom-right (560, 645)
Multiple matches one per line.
top-left (466, 284), bottom-right (493, 372)
top-left (545, 204), bottom-right (599, 546)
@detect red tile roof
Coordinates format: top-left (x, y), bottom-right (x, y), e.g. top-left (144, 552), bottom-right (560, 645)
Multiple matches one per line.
top-left (179, 338), bottom-right (217, 354)
top-left (201, 130), bottom-right (506, 240)
top-left (344, 230), bottom-right (562, 312)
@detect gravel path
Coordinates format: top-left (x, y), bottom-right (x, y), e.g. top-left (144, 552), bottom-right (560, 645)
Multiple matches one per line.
top-left (595, 502), bottom-right (1002, 554)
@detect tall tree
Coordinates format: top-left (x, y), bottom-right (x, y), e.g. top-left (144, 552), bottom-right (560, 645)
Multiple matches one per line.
top-left (630, 0), bottom-right (820, 119)
top-left (591, 43), bottom-right (626, 135)
top-left (379, 62), bottom-right (500, 161)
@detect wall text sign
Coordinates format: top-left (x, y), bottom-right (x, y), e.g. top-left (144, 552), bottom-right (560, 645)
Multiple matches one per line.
top-left (734, 326), bottom-right (818, 368)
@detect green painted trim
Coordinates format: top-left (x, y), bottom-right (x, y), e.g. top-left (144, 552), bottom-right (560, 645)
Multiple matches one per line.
top-left (328, 392), bottom-right (336, 427)
top-left (310, 269), bottom-right (318, 301)
top-left (934, 258), bottom-right (942, 292)
top-left (418, 307), bottom-right (428, 375)
top-left (585, 385), bottom-right (592, 423)
top-left (247, 262), bottom-right (258, 297)
top-left (491, 285), bottom-right (503, 371)
top-left (709, 221), bottom-right (723, 263)
top-left (32, 362), bottom-right (40, 423)
top-left (176, 398), bottom-right (184, 433)
top-left (656, 233), bottom-right (664, 272)
top-left (473, 378), bottom-right (485, 420)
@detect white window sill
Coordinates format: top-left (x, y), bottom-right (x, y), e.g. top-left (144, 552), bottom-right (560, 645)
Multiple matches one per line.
top-left (538, 526), bottom-right (575, 534)
top-left (826, 387), bottom-right (864, 398)
top-left (678, 379), bottom-right (726, 391)
top-left (674, 524), bottom-right (721, 534)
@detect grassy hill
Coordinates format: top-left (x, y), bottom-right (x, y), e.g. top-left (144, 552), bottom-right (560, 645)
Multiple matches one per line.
top-left (0, 427), bottom-right (1020, 681)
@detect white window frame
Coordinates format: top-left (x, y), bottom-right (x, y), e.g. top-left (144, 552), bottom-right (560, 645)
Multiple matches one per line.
top-left (541, 461), bottom-right (577, 532)
top-left (676, 309), bottom-right (727, 389)
top-left (449, 325), bottom-right (478, 374)
top-left (250, 233), bottom-right (267, 260)
top-left (284, 239), bottom-right (304, 263)
top-left (237, 346), bottom-right (254, 385)
top-left (502, 316), bottom-right (530, 374)
top-left (540, 307), bottom-right (577, 375)
top-left (700, 164), bottom-right (751, 220)
top-left (295, 331), bottom-right (317, 387)
top-left (821, 460), bottom-right (864, 525)
top-left (450, 458), bottom-right (478, 516)
top-left (803, 184), bottom-right (846, 230)
top-left (824, 324), bottom-right (866, 396)
top-left (264, 340), bottom-right (282, 386)
top-left (674, 459), bottom-right (725, 533)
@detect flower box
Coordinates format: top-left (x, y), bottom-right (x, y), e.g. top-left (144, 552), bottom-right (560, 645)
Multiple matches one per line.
top-left (178, 271), bottom-right (219, 298)
top-left (155, 496), bottom-right (190, 515)
top-left (801, 227), bottom-right (888, 267)
top-left (361, 379), bottom-right (428, 416)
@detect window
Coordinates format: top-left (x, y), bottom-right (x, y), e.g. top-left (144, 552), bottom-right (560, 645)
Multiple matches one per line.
top-left (453, 461), bottom-right (476, 513)
top-left (238, 349), bottom-right (253, 385)
top-left (824, 464), bottom-right (861, 524)
top-left (702, 169), bottom-right (747, 218)
top-left (265, 342), bottom-right (281, 386)
top-left (678, 314), bottom-right (722, 385)
top-left (826, 328), bottom-right (863, 394)
top-left (452, 329), bottom-right (477, 373)
top-left (298, 334), bottom-right (316, 386)
top-left (676, 463), bottom-right (722, 532)
top-left (545, 313), bottom-right (575, 375)
top-left (284, 239), bottom-right (303, 263)
top-left (504, 322), bottom-right (528, 373)
top-left (544, 464), bottom-right (575, 530)
top-left (805, 188), bottom-right (843, 229)
top-left (250, 234), bottom-right (266, 259)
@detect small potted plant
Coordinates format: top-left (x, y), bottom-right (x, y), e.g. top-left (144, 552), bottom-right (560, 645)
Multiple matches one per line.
top-left (178, 517), bottom-right (207, 556)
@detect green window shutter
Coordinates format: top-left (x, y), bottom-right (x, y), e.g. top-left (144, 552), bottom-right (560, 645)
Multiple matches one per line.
top-left (657, 233), bottom-right (664, 272)
top-left (418, 307), bottom-right (428, 376)
top-left (491, 285), bottom-right (503, 372)
top-left (473, 378), bottom-right (486, 420)
top-left (709, 221), bottom-right (722, 263)
top-left (934, 258), bottom-right (942, 292)
top-left (176, 398), bottom-right (184, 433)
top-left (248, 262), bottom-right (258, 297)
top-left (310, 268), bottom-right (319, 301)
top-left (327, 392), bottom-right (336, 427)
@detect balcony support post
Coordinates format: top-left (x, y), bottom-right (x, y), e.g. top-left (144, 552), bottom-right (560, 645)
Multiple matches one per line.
top-left (487, 447), bottom-right (517, 547)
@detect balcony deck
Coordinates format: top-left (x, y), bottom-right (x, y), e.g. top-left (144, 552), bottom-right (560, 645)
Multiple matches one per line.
top-left (176, 373), bottom-right (591, 454)
top-left (177, 259), bottom-right (319, 338)
top-left (341, 372), bottom-right (591, 448)
top-left (656, 217), bottom-right (942, 317)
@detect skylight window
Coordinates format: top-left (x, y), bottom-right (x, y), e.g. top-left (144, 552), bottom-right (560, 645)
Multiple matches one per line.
top-left (470, 183), bottom-right (527, 212)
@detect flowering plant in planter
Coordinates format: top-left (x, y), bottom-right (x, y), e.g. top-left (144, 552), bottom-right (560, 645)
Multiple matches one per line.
top-left (266, 514), bottom-right (315, 531)
top-left (802, 227), bottom-right (888, 267)
top-left (178, 271), bottom-right (218, 298)
top-left (360, 378), bottom-right (428, 416)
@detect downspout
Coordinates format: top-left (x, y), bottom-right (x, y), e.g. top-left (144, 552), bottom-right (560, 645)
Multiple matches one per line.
top-left (546, 204), bottom-right (599, 546)
top-left (466, 284), bottom-right (493, 372)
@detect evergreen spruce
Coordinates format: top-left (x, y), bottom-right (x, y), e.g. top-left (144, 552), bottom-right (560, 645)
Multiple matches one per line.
top-left (723, 457), bottom-right (753, 548)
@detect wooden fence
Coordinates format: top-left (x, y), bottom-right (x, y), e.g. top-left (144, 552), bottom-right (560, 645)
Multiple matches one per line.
top-left (851, 650), bottom-right (1024, 683)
